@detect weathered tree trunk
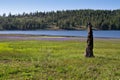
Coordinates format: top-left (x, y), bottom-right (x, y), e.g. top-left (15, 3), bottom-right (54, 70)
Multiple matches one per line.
top-left (85, 22), bottom-right (94, 57)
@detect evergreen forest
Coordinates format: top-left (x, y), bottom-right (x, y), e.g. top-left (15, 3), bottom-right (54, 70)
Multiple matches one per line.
top-left (0, 9), bottom-right (120, 30)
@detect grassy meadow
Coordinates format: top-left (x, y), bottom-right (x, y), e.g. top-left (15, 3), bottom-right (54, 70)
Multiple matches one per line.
top-left (0, 35), bottom-right (120, 80)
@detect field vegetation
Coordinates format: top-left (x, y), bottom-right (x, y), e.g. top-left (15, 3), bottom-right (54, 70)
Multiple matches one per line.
top-left (0, 36), bottom-right (120, 80)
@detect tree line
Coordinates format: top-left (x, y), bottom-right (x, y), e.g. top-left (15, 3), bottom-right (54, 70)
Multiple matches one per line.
top-left (0, 9), bottom-right (120, 30)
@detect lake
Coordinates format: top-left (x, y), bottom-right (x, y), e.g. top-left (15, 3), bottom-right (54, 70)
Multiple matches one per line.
top-left (0, 30), bottom-right (120, 38)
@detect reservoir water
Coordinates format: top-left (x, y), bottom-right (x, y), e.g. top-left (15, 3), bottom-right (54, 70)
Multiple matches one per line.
top-left (0, 30), bottom-right (120, 38)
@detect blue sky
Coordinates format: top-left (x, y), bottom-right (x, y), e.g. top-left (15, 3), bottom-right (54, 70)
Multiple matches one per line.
top-left (0, 0), bottom-right (120, 15)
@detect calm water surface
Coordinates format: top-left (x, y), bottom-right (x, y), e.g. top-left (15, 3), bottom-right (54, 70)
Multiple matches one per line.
top-left (0, 30), bottom-right (120, 38)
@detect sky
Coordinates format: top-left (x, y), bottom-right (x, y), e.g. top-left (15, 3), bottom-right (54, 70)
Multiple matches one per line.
top-left (0, 0), bottom-right (120, 15)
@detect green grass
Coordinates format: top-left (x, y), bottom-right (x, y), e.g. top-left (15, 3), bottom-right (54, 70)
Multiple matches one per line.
top-left (0, 39), bottom-right (120, 80)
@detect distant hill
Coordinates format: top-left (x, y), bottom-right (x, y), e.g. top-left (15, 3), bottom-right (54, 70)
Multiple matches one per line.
top-left (0, 9), bottom-right (120, 30)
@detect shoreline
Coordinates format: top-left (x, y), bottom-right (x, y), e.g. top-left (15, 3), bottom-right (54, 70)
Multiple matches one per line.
top-left (0, 34), bottom-right (119, 41)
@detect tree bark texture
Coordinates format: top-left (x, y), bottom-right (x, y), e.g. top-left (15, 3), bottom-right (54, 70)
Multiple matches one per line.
top-left (85, 22), bottom-right (94, 57)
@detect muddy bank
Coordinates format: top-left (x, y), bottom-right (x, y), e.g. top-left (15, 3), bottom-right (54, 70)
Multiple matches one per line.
top-left (0, 34), bottom-right (85, 41)
top-left (0, 34), bottom-right (119, 41)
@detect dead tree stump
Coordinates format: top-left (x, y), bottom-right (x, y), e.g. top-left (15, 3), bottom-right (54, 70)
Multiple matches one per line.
top-left (85, 22), bottom-right (94, 57)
